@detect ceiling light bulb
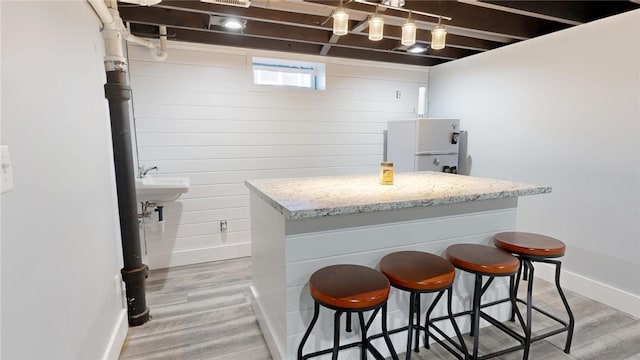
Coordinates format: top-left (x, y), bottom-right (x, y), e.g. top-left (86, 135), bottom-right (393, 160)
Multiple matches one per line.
top-left (223, 18), bottom-right (243, 30)
top-left (401, 21), bottom-right (416, 46)
top-left (332, 9), bottom-right (349, 36)
top-left (368, 15), bottom-right (384, 41)
top-left (431, 24), bottom-right (447, 50)
top-left (407, 45), bottom-right (427, 54)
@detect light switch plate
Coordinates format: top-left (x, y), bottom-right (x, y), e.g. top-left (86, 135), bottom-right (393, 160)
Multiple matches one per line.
top-left (1, 145), bottom-right (15, 193)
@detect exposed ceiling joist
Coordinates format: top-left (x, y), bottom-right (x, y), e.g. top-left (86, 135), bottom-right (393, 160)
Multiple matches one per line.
top-left (479, 0), bottom-right (640, 23)
top-left (458, 0), bottom-right (582, 25)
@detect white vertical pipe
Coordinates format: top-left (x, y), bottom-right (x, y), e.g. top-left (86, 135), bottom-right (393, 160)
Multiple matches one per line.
top-left (417, 87), bottom-right (426, 117)
top-left (87, 0), bottom-right (115, 28)
top-left (88, 0), bottom-right (126, 69)
top-left (153, 26), bottom-right (168, 61)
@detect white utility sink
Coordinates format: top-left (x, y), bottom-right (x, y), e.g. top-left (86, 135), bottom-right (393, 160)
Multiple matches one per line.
top-left (135, 176), bottom-right (190, 204)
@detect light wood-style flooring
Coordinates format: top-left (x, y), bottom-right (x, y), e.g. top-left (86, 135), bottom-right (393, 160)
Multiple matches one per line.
top-left (119, 257), bottom-right (640, 360)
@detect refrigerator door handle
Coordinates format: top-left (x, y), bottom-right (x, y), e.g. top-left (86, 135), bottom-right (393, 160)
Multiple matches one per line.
top-left (415, 151), bottom-right (458, 156)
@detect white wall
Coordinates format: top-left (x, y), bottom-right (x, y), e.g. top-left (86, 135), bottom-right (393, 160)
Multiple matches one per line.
top-left (1, 2), bottom-right (127, 358)
top-left (428, 11), bottom-right (640, 310)
top-left (128, 43), bottom-right (428, 268)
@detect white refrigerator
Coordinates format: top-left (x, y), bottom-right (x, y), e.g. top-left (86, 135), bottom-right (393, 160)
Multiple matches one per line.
top-left (386, 118), bottom-right (461, 173)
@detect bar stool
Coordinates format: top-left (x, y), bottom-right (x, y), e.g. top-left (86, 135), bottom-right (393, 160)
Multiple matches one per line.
top-left (430, 244), bottom-right (528, 360)
top-left (297, 264), bottom-right (400, 360)
top-left (493, 232), bottom-right (575, 354)
top-left (378, 251), bottom-right (467, 360)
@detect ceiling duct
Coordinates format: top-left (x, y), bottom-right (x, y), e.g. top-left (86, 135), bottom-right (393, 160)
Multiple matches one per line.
top-left (200, 0), bottom-right (251, 8)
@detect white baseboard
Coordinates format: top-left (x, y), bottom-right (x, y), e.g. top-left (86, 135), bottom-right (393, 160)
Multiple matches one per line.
top-left (103, 309), bottom-right (128, 360)
top-left (250, 286), bottom-right (285, 360)
top-left (147, 242), bottom-right (251, 269)
top-left (534, 263), bottom-right (640, 319)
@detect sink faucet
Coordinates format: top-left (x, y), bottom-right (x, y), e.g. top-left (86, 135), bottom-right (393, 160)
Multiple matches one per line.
top-left (139, 166), bottom-right (159, 178)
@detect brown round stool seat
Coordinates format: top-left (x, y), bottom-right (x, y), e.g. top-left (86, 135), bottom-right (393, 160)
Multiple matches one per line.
top-left (446, 244), bottom-right (520, 275)
top-left (380, 251), bottom-right (455, 291)
top-left (494, 231), bottom-right (566, 257)
top-left (309, 264), bottom-right (390, 309)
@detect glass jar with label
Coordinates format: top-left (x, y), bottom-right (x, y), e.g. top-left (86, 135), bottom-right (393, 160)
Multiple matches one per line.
top-left (380, 162), bottom-right (394, 185)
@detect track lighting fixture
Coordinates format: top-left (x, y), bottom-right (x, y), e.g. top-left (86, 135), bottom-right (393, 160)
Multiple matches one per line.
top-left (352, 0), bottom-right (451, 49)
top-left (326, 0), bottom-right (450, 49)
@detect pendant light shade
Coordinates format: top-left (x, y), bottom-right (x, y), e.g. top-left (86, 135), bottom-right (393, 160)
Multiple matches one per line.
top-left (368, 15), bottom-right (384, 41)
top-left (401, 21), bottom-right (416, 46)
top-left (332, 8), bottom-right (349, 36)
top-left (431, 22), bottom-right (447, 50)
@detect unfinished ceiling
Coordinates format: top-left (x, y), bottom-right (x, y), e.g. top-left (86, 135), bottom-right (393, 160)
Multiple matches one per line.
top-left (118, 0), bottom-right (640, 66)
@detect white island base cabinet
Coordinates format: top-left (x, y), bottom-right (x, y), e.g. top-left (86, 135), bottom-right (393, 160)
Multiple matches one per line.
top-left (246, 172), bottom-right (550, 359)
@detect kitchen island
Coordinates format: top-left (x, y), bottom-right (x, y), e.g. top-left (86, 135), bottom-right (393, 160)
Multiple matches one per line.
top-left (245, 172), bottom-right (550, 360)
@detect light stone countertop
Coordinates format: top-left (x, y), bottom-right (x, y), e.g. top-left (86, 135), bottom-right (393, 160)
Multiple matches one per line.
top-left (245, 172), bottom-right (551, 220)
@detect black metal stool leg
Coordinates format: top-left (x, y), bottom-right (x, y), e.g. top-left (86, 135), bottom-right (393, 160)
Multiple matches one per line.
top-left (346, 311), bottom-right (353, 332)
top-left (381, 303), bottom-right (400, 360)
top-left (414, 292), bottom-right (421, 353)
top-left (447, 286), bottom-right (469, 359)
top-left (522, 265), bottom-right (534, 360)
top-left (358, 312), bottom-right (367, 360)
top-left (423, 289), bottom-right (447, 350)
top-left (471, 274), bottom-right (482, 359)
top-left (511, 257), bottom-right (575, 356)
top-left (423, 290), bottom-right (441, 350)
top-left (298, 301), bottom-right (321, 360)
top-left (553, 260), bottom-right (575, 353)
top-left (511, 262), bottom-right (524, 322)
top-left (406, 292), bottom-right (416, 360)
top-left (470, 276), bottom-right (493, 338)
top-left (333, 311), bottom-right (342, 360)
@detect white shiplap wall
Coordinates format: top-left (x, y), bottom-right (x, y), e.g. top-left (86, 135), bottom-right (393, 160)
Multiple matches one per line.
top-left (128, 42), bottom-right (429, 269)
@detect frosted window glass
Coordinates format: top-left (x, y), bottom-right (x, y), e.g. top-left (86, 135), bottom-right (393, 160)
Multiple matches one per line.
top-left (252, 57), bottom-right (325, 90)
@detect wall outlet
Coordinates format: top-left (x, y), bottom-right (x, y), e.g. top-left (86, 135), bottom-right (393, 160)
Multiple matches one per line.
top-left (1, 145), bottom-right (15, 194)
top-left (220, 220), bottom-right (228, 232)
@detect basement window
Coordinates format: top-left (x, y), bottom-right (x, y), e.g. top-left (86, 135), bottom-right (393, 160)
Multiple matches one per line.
top-left (252, 57), bottom-right (326, 90)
